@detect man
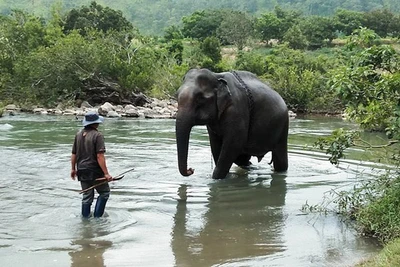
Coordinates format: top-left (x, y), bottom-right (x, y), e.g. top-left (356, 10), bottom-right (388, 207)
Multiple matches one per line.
top-left (71, 111), bottom-right (113, 218)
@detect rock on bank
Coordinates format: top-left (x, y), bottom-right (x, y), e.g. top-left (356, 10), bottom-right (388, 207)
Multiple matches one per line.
top-left (3, 98), bottom-right (178, 119)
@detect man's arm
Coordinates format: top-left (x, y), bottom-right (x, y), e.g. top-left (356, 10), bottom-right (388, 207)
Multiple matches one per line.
top-left (71, 153), bottom-right (77, 180)
top-left (97, 153), bottom-right (112, 181)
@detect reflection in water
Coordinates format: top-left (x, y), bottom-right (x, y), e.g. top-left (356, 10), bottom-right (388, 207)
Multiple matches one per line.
top-left (172, 174), bottom-right (287, 266)
top-left (69, 220), bottom-right (112, 267)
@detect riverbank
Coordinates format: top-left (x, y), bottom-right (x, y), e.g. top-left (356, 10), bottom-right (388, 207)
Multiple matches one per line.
top-left (1, 99), bottom-right (299, 119)
top-left (355, 238), bottom-right (400, 266)
top-left (2, 98), bottom-right (178, 119)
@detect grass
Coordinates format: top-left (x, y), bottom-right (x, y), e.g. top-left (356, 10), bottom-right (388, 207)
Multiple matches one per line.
top-left (356, 238), bottom-right (400, 267)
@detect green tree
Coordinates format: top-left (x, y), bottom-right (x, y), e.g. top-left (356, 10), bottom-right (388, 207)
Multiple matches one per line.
top-left (255, 6), bottom-right (301, 43)
top-left (0, 10), bottom-right (49, 102)
top-left (235, 51), bottom-right (267, 76)
top-left (216, 11), bottom-right (253, 50)
top-left (45, 3), bottom-right (65, 45)
top-left (1, 10), bottom-right (47, 54)
top-left (166, 39), bottom-right (184, 65)
top-left (283, 25), bottom-right (308, 50)
top-left (324, 27), bottom-right (399, 136)
top-left (63, 1), bottom-right (133, 35)
top-left (264, 45), bottom-right (338, 113)
top-left (11, 31), bottom-right (107, 106)
top-left (346, 27), bottom-right (381, 50)
top-left (181, 9), bottom-right (224, 40)
top-left (363, 9), bottom-right (397, 37)
top-left (333, 9), bottom-right (364, 36)
top-left (254, 12), bottom-right (282, 43)
top-left (299, 15), bottom-right (337, 49)
top-left (163, 25), bottom-right (184, 42)
top-left (200, 36), bottom-right (221, 64)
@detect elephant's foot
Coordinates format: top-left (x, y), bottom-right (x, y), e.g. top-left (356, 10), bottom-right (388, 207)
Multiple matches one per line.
top-left (271, 150), bottom-right (288, 172)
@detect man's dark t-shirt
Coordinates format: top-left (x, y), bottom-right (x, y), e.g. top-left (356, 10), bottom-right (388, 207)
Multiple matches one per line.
top-left (72, 128), bottom-right (106, 181)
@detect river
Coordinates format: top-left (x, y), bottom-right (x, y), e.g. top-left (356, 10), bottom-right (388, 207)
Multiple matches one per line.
top-left (0, 114), bottom-right (385, 267)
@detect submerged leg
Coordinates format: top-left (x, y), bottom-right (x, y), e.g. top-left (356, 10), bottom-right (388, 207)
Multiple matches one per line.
top-left (94, 182), bottom-right (110, 218)
top-left (81, 181), bottom-right (95, 218)
top-left (93, 196), bottom-right (108, 217)
top-left (81, 203), bottom-right (91, 218)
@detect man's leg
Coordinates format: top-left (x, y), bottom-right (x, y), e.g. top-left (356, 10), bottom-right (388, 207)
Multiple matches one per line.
top-left (93, 182), bottom-right (110, 217)
top-left (80, 181), bottom-right (95, 218)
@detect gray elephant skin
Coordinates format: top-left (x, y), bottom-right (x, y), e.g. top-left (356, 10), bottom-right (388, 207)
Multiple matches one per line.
top-left (175, 68), bottom-right (289, 179)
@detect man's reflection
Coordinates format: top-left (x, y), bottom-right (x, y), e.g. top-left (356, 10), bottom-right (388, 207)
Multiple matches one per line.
top-left (172, 173), bottom-right (287, 266)
top-left (69, 220), bottom-right (112, 267)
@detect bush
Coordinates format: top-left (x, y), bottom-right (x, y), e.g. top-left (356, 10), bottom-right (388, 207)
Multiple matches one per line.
top-left (315, 28), bottom-right (400, 247)
top-left (355, 175), bottom-right (400, 242)
top-left (261, 45), bottom-right (340, 112)
top-left (150, 63), bottom-right (189, 98)
top-left (235, 51), bottom-right (267, 76)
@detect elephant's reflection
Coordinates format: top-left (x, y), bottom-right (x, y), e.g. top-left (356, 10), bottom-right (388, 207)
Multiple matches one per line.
top-left (69, 221), bottom-right (112, 267)
top-left (172, 173), bottom-right (287, 266)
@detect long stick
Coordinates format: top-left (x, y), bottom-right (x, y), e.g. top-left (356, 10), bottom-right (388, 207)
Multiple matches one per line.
top-left (79, 175), bottom-right (124, 194)
top-left (78, 168), bottom-right (135, 194)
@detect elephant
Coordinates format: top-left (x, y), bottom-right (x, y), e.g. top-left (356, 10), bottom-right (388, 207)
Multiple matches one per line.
top-left (175, 68), bottom-right (289, 179)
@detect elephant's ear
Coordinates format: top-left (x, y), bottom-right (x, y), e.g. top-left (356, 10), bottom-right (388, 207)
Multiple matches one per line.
top-left (216, 78), bottom-right (232, 119)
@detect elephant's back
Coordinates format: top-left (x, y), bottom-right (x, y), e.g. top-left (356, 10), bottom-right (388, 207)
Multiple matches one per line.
top-left (232, 71), bottom-right (285, 103)
top-left (245, 77), bottom-right (287, 112)
top-left (221, 70), bottom-right (288, 114)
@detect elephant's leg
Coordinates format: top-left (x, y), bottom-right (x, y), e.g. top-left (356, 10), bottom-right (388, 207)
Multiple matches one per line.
top-left (271, 134), bottom-right (288, 172)
top-left (234, 154), bottom-right (252, 168)
top-left (212, 157), bottom-right (235, 179)
top-left (207, 128), bottom-right (222, 165)
top-left (212, 141), bottom-right (244, 179)
top-left (208, 128), bottom-right (237, 179)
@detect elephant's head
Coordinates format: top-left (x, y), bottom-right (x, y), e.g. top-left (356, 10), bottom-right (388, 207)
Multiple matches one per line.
top-left (175, 69), bottom-right (231, 176)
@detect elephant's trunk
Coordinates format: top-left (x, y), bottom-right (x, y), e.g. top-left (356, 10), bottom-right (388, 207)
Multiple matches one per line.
top-left (176, 110), bottom-right (195, 176)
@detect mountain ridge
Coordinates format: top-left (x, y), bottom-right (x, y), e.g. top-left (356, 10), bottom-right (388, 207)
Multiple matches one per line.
top-left (1, 0), bottom-right (398, 35)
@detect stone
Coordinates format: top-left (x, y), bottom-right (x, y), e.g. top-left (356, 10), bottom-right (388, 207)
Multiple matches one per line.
top-left (80, 101), bottom-right (93, 108)
top-left (5, 104), bottom-right (17, 110)
top-left (33, 108), bottom-right (45, 114)
top-left (124, 109), bottom-right (140, 117)
top-left (107, 110), bottom-right (121, 118)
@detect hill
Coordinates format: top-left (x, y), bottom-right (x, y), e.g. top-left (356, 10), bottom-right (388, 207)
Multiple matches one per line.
top-left (0, 0), bottom-right (399, 35)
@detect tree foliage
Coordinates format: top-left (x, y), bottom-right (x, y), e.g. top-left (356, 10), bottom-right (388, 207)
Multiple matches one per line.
top-left (0, 3), bottom-right (187, 106)
top-left (181, 10), bottom-right (224, 41)
top-left (299, 16), bottom-right (337, 49)
top-left (216, 11), bottom-right (253, 50)
top-left (330, 28), bottom-right (400, 132)
top-left (259, 45), bottom-right (341, 113)
top-left (0, 2), bottom-right (399, 116)
top-left (254, 7), bottom-right (302, 43)
top-left (63, 1), bottom-right (134, 35)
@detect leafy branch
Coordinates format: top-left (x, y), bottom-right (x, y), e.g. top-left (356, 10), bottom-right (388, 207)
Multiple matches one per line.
top-left (314, 128), bottom-right (358, 165)
top-left (315, 128), bottom-right (399, 165)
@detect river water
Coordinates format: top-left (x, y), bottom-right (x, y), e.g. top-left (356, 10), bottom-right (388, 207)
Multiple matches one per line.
top-left (0, 114), bottom-right (385, 267)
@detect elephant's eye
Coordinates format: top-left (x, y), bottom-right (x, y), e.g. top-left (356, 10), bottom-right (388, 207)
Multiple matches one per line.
top-left (196, 92), bottom-right (213, 104)
top-left (196, 94), bottom-right (206, 104)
